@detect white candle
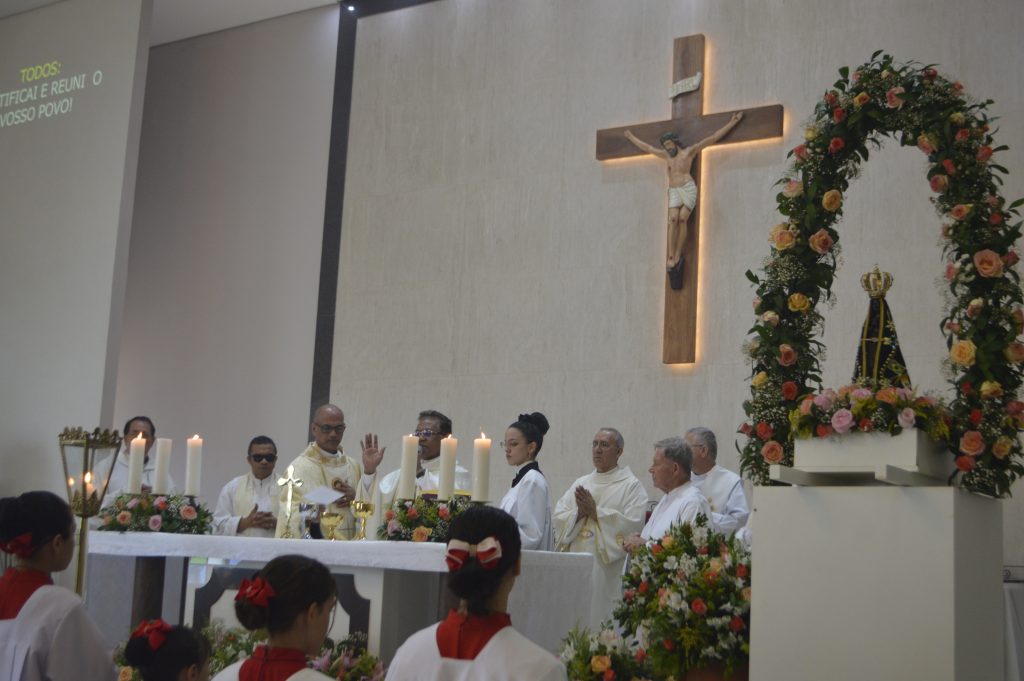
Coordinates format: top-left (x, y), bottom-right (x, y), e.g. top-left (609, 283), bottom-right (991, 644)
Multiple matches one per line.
top-left (397, 434), bottom-right (418, 500)
top-left (185, 434), bottom-right (203, 496)
top-left (128, 434), bottom-right (145, 494)
top-left (439, 435), bottom-right (457, 500)
top-left (472, 433), bottom-right (491, 502)
top-left (153, 438), bottom-right (172, 494)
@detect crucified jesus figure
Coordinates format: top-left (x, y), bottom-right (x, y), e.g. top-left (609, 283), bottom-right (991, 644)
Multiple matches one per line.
top-left (624, 111), bottom-right (743, 288)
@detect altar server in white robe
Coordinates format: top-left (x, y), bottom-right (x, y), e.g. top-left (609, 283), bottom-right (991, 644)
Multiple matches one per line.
top-left (214, 436), bottom-right (281, 537)
top-left (685, 427), bottom-right (749, 536)
top-left (357, 410), bottom-right (472, 537)
top-left (276, 404), bottom-right (376, 539)
top-left (622, 437), bottom-right (710, 554)
top-left (498, 412), bottom-right (554, 551)
top-left (96, 416), bottom-right (177, 505)
top-left (0, 491), bottom-right (117, 681)
top-left (386, 505), bottom-right (567, 681)
top-left (212, 554), bottom-right (336, 681)
top-left (553, 428), bottom-right (648, 626)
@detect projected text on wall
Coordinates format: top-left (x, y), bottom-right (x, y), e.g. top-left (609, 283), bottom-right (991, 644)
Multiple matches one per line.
top-left (0, 60), bottom-right (104, 129)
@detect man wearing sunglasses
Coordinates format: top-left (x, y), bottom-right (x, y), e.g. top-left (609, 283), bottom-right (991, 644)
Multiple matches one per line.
top-left (358, 409), bottom-right (472, 538)
top-left (213, 435), bottom-right (280, 537)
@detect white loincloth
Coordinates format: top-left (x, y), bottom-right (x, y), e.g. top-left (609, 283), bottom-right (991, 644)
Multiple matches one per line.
top-left (668, 179), bottom-right (697, 210)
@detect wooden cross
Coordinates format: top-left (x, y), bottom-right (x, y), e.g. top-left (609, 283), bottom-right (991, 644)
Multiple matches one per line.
top-left (595, 34), bottom-right (783, 364)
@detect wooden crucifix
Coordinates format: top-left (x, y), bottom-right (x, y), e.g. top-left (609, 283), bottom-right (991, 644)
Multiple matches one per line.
top-left (596, 34), bottom-right (783, 364)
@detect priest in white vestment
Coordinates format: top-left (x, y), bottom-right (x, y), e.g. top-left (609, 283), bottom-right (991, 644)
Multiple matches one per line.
top-left (358, 410), bottom-right (471, 538)
top-left (213, 435), bottom-right (281, 537)
top-left (623, 437), bottom-right (710, 553)
top-left (276, 404), bottom-right (379, 539)
top-left (552, 427), bottom-right (648, 627)
top-left (95, 416), bottom-right (177, 507)
top-left (685, 427), bottom-right (749, 536)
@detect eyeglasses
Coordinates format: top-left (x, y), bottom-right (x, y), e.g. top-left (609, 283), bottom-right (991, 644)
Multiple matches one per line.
top-left (249, 454), bottom-right (277, 463)
top-left (315, 423), bottom-right (347, 434)
top-left (413, 429), bottom-right (439, 438)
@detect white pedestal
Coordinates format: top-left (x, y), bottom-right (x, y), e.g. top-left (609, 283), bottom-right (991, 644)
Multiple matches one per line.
top-left (751, 486), bottom-right (1003, 681)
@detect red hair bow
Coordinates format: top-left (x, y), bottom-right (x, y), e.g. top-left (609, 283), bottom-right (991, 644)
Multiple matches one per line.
top-left (444, 536), bottom-right (503, 571)
top-left (236, 577), bottom-right (276, 608)
top-left (131, 619), bottom-right (172, 651)
top-left (1, 532), bottom-right (34, 558)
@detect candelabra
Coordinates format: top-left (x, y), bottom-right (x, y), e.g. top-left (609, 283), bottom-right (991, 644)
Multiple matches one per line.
top-left (58, 427), bottom-right (122, 595)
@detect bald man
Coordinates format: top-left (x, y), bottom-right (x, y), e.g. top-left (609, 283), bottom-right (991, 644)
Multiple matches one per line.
top-left (275, 403), bottom-right (383, 538)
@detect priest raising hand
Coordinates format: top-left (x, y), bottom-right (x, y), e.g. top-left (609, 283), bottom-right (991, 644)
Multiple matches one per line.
top-left (360, 432), bottom-right (385, 476)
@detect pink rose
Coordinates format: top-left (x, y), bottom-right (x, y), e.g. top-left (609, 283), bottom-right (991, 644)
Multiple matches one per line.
top-left (761, 440), bottom-right (784, 464)
top-left (116, 511), bottom-right (132, 525)
top-left (793, 144), bottom-right (809, 161)
top-left (850, 387), bottom-right (873, 402)
top-left (991, 212), bottom-right (1005, 226)
top-left (824, 91), bottom-right (838, 107)
top-left (691, 598), bottom-right (708, 616)
top-left (782, 179), bottom-right (803, 198)
top-left (917, 134), bottom-right (938, 154)
top-left (808, 229), bottom-right (835, 254)
top-left (154, 496), bottom-right (168, 510)
top-left (977, 146), bottom-right (993, 162)
top-left (959, 431), bottom-right (985, 457)
top-left (944, 261), bottom-right (958, 281)
top-left (831, 409), bottom-right (855, 434)
top-left (929, 175), bottom-right (948, 192)
top-left (148, 515), bottom-right (162, 531)
top-left (922, 67), bottom-right (938, 81)
top-left (1004, 342), bottom-right (1024, 363)
top-left (973, 249), bottom-right (1004, 278)
top-left (127, 497), bottom-right (139, 509)
top-left (1004, 249), bottom-right (1018, 266)
top-left (944, 321), bottom-right (961, 335)
top-left (180, 505), bottom-right (197, 520)
top-left (885, 86), bottom-right (905, 108)
top-left (799, 397), bottom-right (814, 415)
top-left (386, 519), bottom-right (400, 535)
top-left (828, 137), bottom-right (845, 154)
top-left (813, 392), bottom-right (835, 410)
top-left (777, 344), bottom-right (798, 367)
top-left (833, 107), bottom-right (846, 123)
top-left (898, 408), bottom-right (916, 429)
top-left (949, 204), bottom-right (972, 220)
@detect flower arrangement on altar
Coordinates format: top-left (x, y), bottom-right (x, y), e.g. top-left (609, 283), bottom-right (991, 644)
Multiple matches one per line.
top-left (97, 493), bottom-right (212, 534)
top-left (784, 384), bottom-right (949, 441)
top-left (559, 624), bottom-right (650, 681)
top-left (377, 494), bottom-right (473, 542)
top-left (739, 51), bottom-right (1024, 497)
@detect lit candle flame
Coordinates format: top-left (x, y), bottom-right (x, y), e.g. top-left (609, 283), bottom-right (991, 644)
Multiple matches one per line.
top-left (68, 477), bottom-right (74, 487)
top-left (191, 434), bottom-right (200, 440)
top-left (134, 432), bottom-right (144, 441)
top-left (480, 431), bottom-right (487, 439)
top-left (84, 472), bottom-right (92, 484)
top-left (444, 434), bottom-right (454, 440)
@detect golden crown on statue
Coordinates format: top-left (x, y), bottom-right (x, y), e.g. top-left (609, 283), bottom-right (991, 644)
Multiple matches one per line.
top-left (860, 265), bottom-right (893, 299)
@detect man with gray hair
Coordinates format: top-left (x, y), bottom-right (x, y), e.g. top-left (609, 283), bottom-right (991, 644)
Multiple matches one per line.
top-left (686, 427), bottom-right (749, 536)
top-left (553, 427), bottom-right (649, 626)
top-left (622, 436), bottom-right (710, 553)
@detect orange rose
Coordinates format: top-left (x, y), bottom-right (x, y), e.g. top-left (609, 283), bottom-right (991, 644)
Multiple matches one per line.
top-left (949, 204), bottom-right (972, 220)
top-left (852, 92), bottom-right (871, 108)
top-left (875, 387), bottom-right (899, 404)
top-left (761, 440), bottom-right (784, 463)
top-left (930, 174), bottom-right (949, 192)
top-left (590, 655), bottom-right (612, 674)
top-left (949, 340), bottom-right (977, 366)
top-left (973, 249), bottom-right (1004, 278)
top-left (917, 134), bottom-right (938, 154)
top-left (993, 437), bottom-right (1014, 459)
top-left (959, 430), bottom-right (985, 457)
top-left (821, 189), bottom-right (843, 212)
top-left (980, 381), bottom-right (1004, 399)
top-left (808, 229), bottom-right (834, 254)
top-left (1004, 342), bottom-right (1024, 363)
top-left (770, 223), bottom-right (797, 250)
top-left (778, 344), bottom-right (798, 367)
top-left (118, 668), bottom-right (134, 681)
top-left (788, 293), bottom-right (810, 313)
top-left (411, 526), bottom-right (431, 542)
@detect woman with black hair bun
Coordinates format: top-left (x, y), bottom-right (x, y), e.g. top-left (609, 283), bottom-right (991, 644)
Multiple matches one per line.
top-left (212, 554), bottom-right (337, 680)
top-left (0, 490), bottom-right (117, 680)
top-left (386, 506), bottom-right (566, 680)
top-left (124, 619), bottom-right (211, 681)
top-left (497, 412), bottom-right (554, 550)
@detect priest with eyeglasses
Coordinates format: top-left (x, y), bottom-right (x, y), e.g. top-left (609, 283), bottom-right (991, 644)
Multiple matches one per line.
top-left (213, 435), bottom-right (281, 537)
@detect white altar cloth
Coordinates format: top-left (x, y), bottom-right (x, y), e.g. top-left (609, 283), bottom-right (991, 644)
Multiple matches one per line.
top-left (88, 533), bottom-right (593, 655)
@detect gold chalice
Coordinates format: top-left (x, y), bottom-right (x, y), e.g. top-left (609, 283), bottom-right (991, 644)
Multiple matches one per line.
top-left (352, 500), bottom-right (375, 540)
top-left (319, 511), bottom-right (343, 540)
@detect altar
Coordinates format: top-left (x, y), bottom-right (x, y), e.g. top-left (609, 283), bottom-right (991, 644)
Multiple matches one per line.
top-left (85, 533), bottom-right (593, 661)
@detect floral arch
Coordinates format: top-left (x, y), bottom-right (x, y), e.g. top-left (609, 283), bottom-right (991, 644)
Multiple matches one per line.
top-left (739, 52), bottom-right (1024, 498)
